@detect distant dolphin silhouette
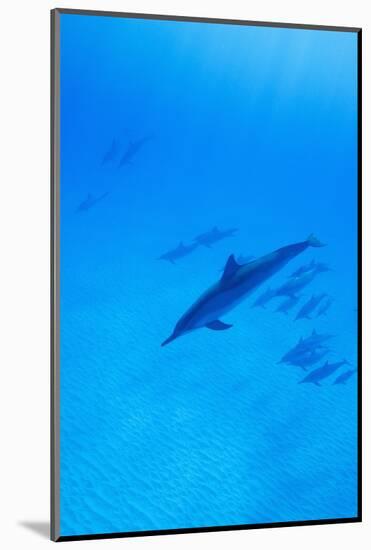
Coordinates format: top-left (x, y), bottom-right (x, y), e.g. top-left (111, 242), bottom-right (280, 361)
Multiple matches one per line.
top-left (273, 267), bottom-right (318, 299)
top-left (77, 192), bottom-right (110, 213)
top-left (118, 136), bottom-right (152, 167)
top-left (295, 293), bottom-right (327, 321)
top-left (275, 294), bottom-right (302, 314)
top-left (300, 359), bottom-right (350, 385)
top-left (161, 234), bottom-right (324, 346)
top-left (316, 296), bottom-right (333, 317)
top-left (290, 259), bottom-right (316, 278)
top-left (252, 287), bottom-right (275, 309)
top-left (102, 138), bottom-right (118, 165)
top-left (333, 368), bottom-right (356, 385)
top-left (159, 242), bottom-right (198, 265)
top-left (278, 329), bottom-right (333, 364)
top-left (297, 329), bottom-right (334, 350)
top-left (313, 261), bottom-right (332, 274)
top-left (194, 226), bottom-right (238, 248)
top-left (287, 347), bottom-right (330, 370)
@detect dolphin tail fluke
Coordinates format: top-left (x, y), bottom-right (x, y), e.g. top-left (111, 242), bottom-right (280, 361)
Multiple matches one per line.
top-left (307, 234), bottom-right (326, 247)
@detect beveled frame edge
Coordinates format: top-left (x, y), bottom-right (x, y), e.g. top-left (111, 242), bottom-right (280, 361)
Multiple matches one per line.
top-left (53, 7), bottom-right (361, 32)
top-left (50, 8), bottom-right (362, 542)
top-left (51, 8), bottom-right (61, 542)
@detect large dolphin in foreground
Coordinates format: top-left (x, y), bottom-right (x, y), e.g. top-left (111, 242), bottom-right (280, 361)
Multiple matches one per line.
top-left (161, 234), bottom-right (324, 346)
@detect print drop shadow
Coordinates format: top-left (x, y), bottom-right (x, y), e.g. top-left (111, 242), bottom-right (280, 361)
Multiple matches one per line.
top-left (18, 521), bottom-right (49, 539)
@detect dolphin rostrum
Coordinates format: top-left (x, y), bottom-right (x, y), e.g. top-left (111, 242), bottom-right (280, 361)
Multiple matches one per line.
top-left (161, 234), bottom-right (324, 346)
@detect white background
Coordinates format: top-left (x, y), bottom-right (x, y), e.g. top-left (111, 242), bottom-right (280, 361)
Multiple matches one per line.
top-left (0, 0), bottom-right (368, 548)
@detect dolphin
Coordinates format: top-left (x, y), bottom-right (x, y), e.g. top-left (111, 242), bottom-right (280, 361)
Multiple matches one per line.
top-left (297, 329), bottom-right (334, 350)
top-left (275, 294), bottom-right (302, 314)
top-left (158, 241), bottom-right (199, 265)
top-left (313, 261), bottom-right (332, 274)
top-left (299, 359), bottom-right (350, 385)
top-left (333, 368), bottom-right (356, 385)
top-left (278, 343), bottom-right (318, 365)
top-left (102, 138), bottom-right (119, 165)
top-left (118, 135), bottom-right (152, 168)
top-left (278, 329), bottom-right (333, 364)
top-left (273, 268), bottom-right (318, 299)
top-left (295, 293), bottom-right (327, 321)
top-left (287, 347), bottom-right (330, 370)
top-left (77, 192), bottom-right (110, 213)
top-left (194, 226), bottom-right (238, 248)
top-left (161, 234), bottom-right (324, 346)
top-left (290, 259), bottom-right (316, 278)
top-left (316, 296), bottom-right (333, 317)
top-left (252, 287), bottom-right (275, 309)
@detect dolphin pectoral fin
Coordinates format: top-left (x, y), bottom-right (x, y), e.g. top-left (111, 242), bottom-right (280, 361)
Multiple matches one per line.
top-left (205, 320), bottom-right (233, 331)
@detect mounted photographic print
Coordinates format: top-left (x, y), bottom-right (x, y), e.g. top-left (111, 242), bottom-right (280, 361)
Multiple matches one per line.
top-left (51, 9), bottom-right (361, 542)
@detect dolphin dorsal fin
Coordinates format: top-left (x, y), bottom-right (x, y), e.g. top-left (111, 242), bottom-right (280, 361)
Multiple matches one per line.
top-left (221, 254), bottom-right (240, 283)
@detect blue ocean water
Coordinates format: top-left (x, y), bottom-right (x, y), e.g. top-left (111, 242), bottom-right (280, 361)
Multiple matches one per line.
top-left (59, 13), bottom-right (358, 537)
